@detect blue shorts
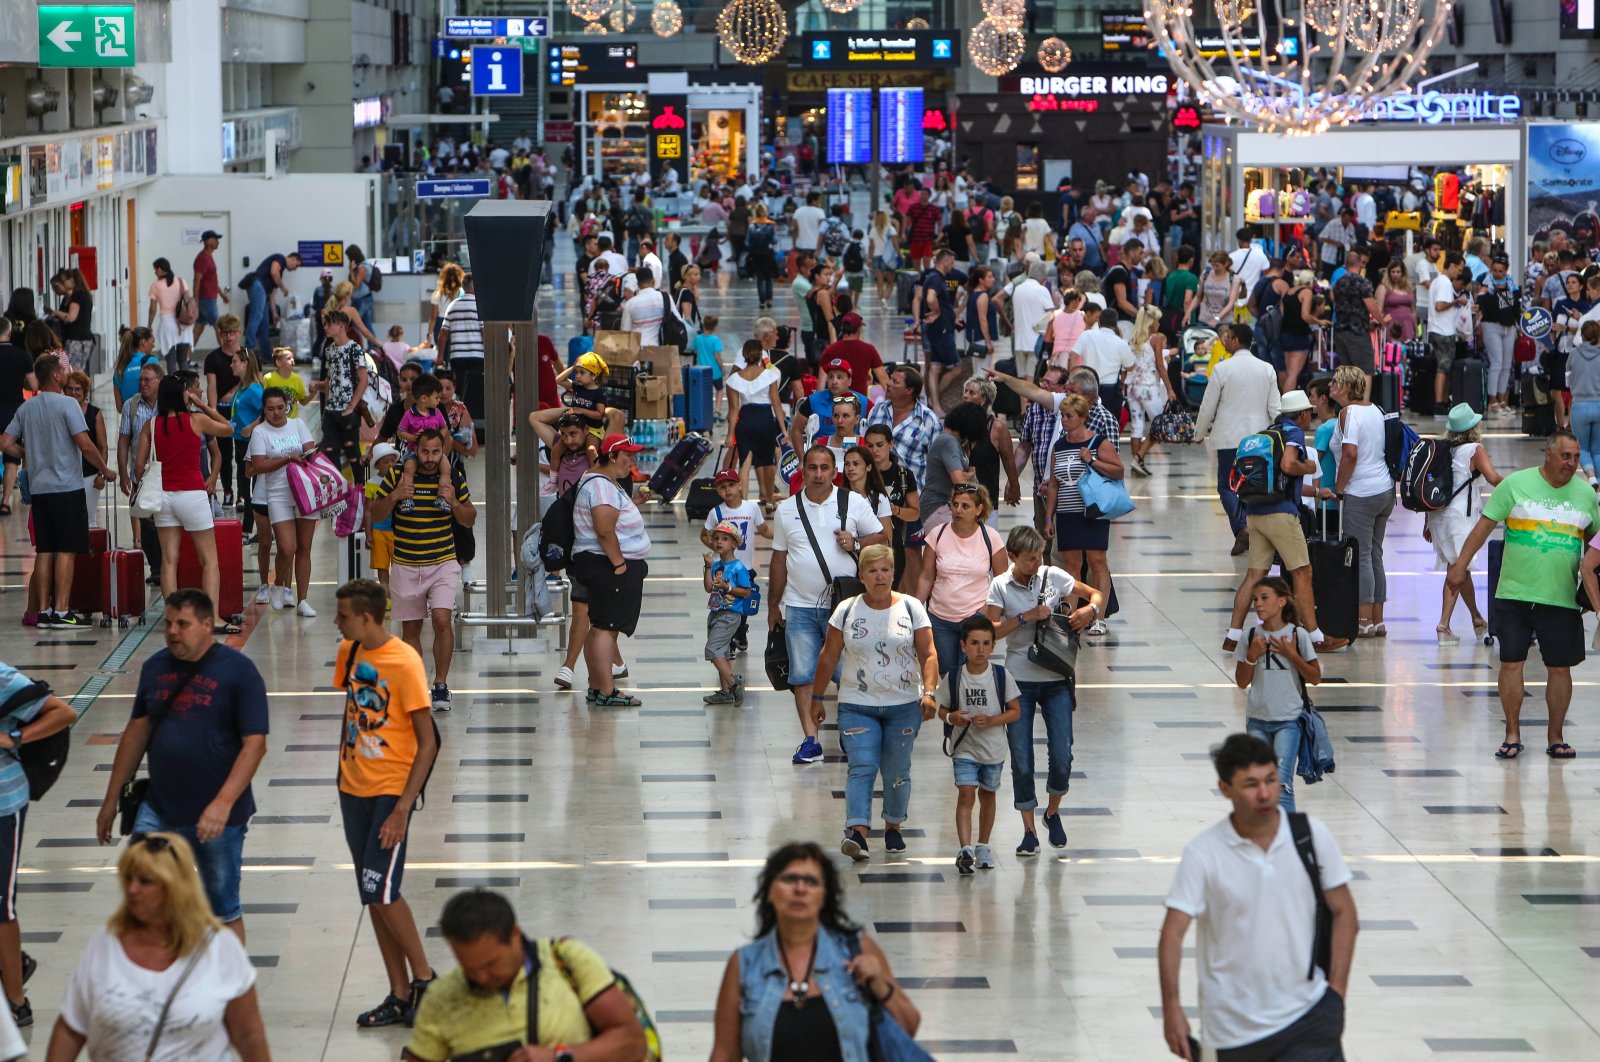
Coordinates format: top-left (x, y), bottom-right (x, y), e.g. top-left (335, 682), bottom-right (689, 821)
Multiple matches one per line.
top-left (339, 791), bottom-right (409, 906)
top-left (198, 297), bottom-right (221, 326)
top-left (953, 757), bottom-right (1004, 792)
top-left (924, 328), bottom-right (959, 367)
top-left (0, 808), bottom-right (23, 921)
top-left (783, 604), bottom-right (836, 688)
top-left (132, 802), bottom-right (246, 923)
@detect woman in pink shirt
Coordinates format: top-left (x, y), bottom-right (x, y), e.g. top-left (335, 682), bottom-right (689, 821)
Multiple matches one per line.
top-left (1047, 290), bottom-right (1087, 370)
top-left (147, 257), bottom-right (189, 363)
top-left (916, 485), bottom-right (1008, 674)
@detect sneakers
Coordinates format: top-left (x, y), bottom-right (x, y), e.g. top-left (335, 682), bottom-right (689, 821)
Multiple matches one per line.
top-left (955, 845), bottom-right (976, 875)
top-left (398, 499), bottom-right (416, 513)
top-left (253, 585), bottom-right (273, 606)
top-left (1314, 636), bottom-right (1350, 653)
top-left (975, 843), bottom-right (995, 870)
top-left (883, 827), bottom-right (906, 853)
top-left (43, 611), bottom-right (88, 630)
top-left (841, 828), bottom-right (870, 862)
top-left (431, 684), bottom-right (452, 712)
top-left (276, 586), bottom-right (295, 611)
top-left (20, 612), bottom-right (37, 628)
top-left (792, 737), bottom-right (824, 764)
top-left (612, 663), bottom-right (630, 679)
top-left (9, 998), bottom-right (29, 1028)
top-left (1231, 529), bottom-right (1250, 556)
top-left (1044, 812), bottom-right (1068, 849)
top-left (296, 599), bottom-right (317, 618)
top-left (554, 666), bottom-right (575, 691)
top-left (703, 687), bottom-right (738, 705)
top-left (731, 674), bottom-right (745, 704)
top-left (1016, 831), bottom-right (1040, 857)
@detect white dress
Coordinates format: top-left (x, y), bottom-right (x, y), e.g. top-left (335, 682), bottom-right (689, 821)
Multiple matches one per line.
top-left (1425, 442), bottom-right (1480, 567)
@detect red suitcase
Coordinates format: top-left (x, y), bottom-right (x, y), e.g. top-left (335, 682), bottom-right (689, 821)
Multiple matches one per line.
top-left (70, 526), bottom-right (109, 617)
top-left (179, 518), bottom-right (243, 622)
top-left (101, 544), bottom-right (146, 626)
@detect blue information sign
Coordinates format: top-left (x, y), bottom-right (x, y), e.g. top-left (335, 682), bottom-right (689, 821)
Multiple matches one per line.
top-left (826, 88), bottom-right (872, 166)
top-left (470, 45), bottom-right (523, 97)
top-left (445, 16), bottom-right (548, 38)
top-left (878, 87), bottom-right (924, 165)
top-left (417, 178), bottom-right (493, 200)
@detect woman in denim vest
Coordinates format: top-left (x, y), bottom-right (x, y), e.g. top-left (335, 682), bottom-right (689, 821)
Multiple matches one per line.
top-left (709, 842), bottom-right (921, 1062)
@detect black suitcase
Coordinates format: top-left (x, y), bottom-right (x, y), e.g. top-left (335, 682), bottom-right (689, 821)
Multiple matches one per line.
top-left (1372, 370), bottom-right (1401, 416)
top-left (896, 271), bottom-right (919, 316)
top-left (1306, 507), bottom-right (1359, 642)
top-left (992, 358), bottom-right (1021, 416)
top-left (647, 432), bottom-right (713, 503)
top-left (1451, 357), bottom-right (1486, 413)
top-left (1405, 353), bottom-right (1436, 414)
top-left (1521, 375), bottom-right (1554, 437)
top-left (1485, 539), bottom-right (1505, 646)
top-left (684, 447), bottom-right (724, 520)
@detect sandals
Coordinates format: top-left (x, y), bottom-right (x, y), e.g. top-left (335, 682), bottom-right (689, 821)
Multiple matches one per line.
top-left (590, 689), bottom-right (642, 707)
top-left (213, 622), bottom-right (242, 636)
top-left (0, 503), bottom-right (11, 517)
top-left (1359, 623), bottom-right (1389, 639)
top-left (1547, 743), bottom-right (1577, 759)
top-left (1472, 619), bottom-right (1490, 640)
top-left (1436, 625), bottom-right (1458, 644)
top-left (1494, 742), bottom-right (1524, 759)
top-left (355, 993), bottom-right (410, 1029)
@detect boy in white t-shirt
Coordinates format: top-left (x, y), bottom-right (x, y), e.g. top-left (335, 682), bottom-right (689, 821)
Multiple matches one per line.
top-left (700, 468), bottom-right (769, 656)
top-left (938, 615), bottom-right (1020, 874)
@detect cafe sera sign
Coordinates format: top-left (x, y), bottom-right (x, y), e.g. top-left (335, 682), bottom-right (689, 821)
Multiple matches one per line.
top-left (786, 70), bottom-right (953, 92)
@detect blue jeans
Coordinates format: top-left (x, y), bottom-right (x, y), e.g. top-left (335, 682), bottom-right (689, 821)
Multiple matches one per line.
top-left (353, 293), bottom-right (375, 335)
top-left (838, 701), bottom-right (923, 827)
top-left (1246, 716), bottom-right (1298, 812)
top-left (132, 802), bottom-right (248, 922)
top-left (783, 605), bottom-right (836, 688)
top-left (245, 280), bottom-right (270, 358)
top-left (1007, 679), bottom-right (1075, 810)
top-left (928, 613), bottom-right (968, 676)
top-left (1574, 399), bottom-right (1600, 474)
top-left (1216, 447), bottom-right (1245, 536)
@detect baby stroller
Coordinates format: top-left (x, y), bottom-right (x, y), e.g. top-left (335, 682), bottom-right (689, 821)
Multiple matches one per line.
top-left (1172, 324), bottom-right (1218, 411)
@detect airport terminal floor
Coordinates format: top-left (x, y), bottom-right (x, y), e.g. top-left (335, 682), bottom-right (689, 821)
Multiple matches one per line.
top-left (6, 261), bottom-right (1600, 1061)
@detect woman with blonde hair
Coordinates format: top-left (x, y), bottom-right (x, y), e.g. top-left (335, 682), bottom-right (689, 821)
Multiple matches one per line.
top-left (747, 202), bottom-right (780, 310)
top-left (1330, 364), bottom-right (1396, 637)
top-left (45, 833), bottom-right (269, 1061)
top-left (323, 280), bottom-right (379, 349)
top-left (1125, 305), bottom-right (1176, 474)
top-left (1374, 259), bottom-right (1416, 342)
top-left (869, 209), bottom-right (899, 303)
top-left (426, 262), bottom-right (465, 346)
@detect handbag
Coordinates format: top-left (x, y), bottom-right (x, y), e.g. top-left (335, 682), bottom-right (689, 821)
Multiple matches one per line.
top-left (175, 279), bottom-right (198, 328)
top-left (118, 667), bottom-right (204, 836)
top-left (1149, 400), bottom-right (1196, 444)
top-left (765, 621), bottom-right (790, 690)
top-left (794, 487), bottom-right (864, 610)
top-left (846, 931), bottom-right (937, 1062)
top-left (1025, 579), bottom-right (1081, 679)
top-left (145, 929), bottom-right (215, 1062)
top-left (1072, 435), bottom-right (1136, 521)
top-left (130, 446), bottom-right (165, 520)
top-left (286, 451), bottom-right (351, 519)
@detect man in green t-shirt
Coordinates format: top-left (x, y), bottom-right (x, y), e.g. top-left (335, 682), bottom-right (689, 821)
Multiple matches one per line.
top-left (1448, 430), bottom-right (1598, 761)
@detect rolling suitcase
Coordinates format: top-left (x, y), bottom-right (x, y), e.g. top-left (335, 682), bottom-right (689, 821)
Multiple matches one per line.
top-left (896, 271), bottom-right (918, 316)
top-left (1484, 539), bottom-right (1505, 647)
top-left (682, 364), bottom-right (715, 434)
top-left (1451, 357), bottom-right (1486, 414)
top-left (1371, 371), bottom-right (1401, 417)
top-left (70, 526), bottom-right (109, 618)
top-left (1307, 506), bottom-right (1359, 642)
top-left (1521, 375), bottom-right (1554, 437)
top-left (179, 518), bottom-right (244, 623)
top-left (1405, 352), bottom-right (1436, 414)
top-left (647, 432), bottom-right (713, 503)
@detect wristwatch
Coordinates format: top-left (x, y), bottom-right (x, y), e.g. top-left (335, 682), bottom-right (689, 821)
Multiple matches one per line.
top-left (554, 1048), bottom-right (575, 1062)
top-left (6, 729), bottom-right (19, 748)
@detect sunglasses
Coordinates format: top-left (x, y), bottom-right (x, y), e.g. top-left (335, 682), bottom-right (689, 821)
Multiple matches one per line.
top-left (129, 833), bottom-right (176, 857)
top-left (952, 484), bottom-right (983, 496)
top-left (832, 398), bottom-right (860, 409)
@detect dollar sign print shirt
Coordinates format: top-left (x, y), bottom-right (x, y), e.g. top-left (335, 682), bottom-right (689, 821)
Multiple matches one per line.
top-left (826, 594), bottom-right (932, 706)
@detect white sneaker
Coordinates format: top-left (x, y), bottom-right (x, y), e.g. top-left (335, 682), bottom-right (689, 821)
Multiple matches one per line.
top-left (554, 665), bottom-right (576, 690)
top-left (612, 663), bottom-right (629, 679)
top-left (296, 599), bottom-right (317, 618)
top-left (253, 585), bottom-right (273, 606)
top-left (275, 586), bottom-right (294, 611)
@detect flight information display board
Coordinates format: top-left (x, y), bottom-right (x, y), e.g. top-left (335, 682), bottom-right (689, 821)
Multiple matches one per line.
top-left (878, 87), bottom-right (923, 164)
top-left (826, 88), bottom-right (872, 165)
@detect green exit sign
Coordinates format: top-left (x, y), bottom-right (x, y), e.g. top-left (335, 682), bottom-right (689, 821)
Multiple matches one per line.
top-left (38, 5), bottom-right (136, 68)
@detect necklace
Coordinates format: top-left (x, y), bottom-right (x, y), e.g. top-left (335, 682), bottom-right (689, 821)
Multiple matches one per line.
top-left (781, 937), bottom-right (818, 1008)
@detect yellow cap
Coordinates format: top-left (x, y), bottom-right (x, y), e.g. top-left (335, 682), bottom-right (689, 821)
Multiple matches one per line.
top-left (577, 352), bottom-right (609, 377)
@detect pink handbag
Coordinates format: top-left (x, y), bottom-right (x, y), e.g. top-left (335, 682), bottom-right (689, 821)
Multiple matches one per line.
top-left (287, 452), bottom-right (350, 518)
top-left (333, 484), bottom-right (365, 537)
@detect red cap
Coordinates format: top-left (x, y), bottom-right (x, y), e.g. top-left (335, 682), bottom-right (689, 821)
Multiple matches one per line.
top-left (824, 358), bottom-right (851, 374)
top-left (713, 468), bottom-right (741, 484)
top-left (838, 311), bottom-right (864, 331)
top-left (600, 433), bottom-right (646, 455)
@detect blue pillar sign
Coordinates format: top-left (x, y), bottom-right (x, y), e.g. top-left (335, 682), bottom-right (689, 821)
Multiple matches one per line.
top-left (471, 46), bottom-right (523, 97)
top-left (879, 87), bottom-right (924, 165)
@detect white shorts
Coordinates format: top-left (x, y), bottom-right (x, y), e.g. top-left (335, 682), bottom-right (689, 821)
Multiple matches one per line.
top-left (260, 480), bottom-right (299, 526)
top-left (153, 489), bottom-right (216, 531)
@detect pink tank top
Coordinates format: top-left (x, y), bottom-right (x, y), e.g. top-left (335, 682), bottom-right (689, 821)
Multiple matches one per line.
top-left (927, 523), bottom-right (1001, 622)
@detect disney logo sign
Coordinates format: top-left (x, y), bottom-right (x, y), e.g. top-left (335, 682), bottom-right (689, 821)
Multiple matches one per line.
top-left (1550, 138), bottom-right (1588, 165)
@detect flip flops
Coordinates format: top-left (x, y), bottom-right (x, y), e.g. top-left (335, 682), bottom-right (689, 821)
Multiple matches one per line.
top-left (1494, 742), bottom-right (1524, 759)
top-left (1546, 743), bottom-right (1576, 759)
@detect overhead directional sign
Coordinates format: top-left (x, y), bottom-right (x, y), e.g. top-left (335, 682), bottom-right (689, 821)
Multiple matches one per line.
top-left (417, 178), bottom-right (493, 200)
top-left (445, 16), bottom-right (549, 39)
top-left (38, 4), bottom-right (136, 68)
top-left (471, 46), bottom-right (524, 97)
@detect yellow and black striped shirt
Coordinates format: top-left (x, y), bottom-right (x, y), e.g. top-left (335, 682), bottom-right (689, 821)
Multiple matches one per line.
top-left (375, 461), bottom-right (471, 567)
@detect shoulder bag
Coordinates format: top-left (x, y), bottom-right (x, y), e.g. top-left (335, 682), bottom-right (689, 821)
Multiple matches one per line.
top-left (144, 929), bottom-right (216, 1061)
top-left (446, 939), bottom-right (540, 1062)
top-left (794, 488), bottom-right (864, 610)
top-left (130, 424), bottom-right (165, 520)
top-left (845, 931), bottom-right (937, 1062)
top-left (1288, 811), bottom-right (1334, 981)
top-left (1025, 572), bottom-right (1081, 679)
top-left (118, 666), bottom-right (204, 836)
top-left (1073, 434), bottom-right (1136, 521)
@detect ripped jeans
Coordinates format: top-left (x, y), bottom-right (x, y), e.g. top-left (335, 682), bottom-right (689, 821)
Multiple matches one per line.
top-left (838, 700), bottom-right (924, 828)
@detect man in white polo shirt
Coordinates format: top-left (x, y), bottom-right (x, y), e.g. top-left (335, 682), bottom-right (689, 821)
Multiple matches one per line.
top-left (1159, 733), bottom-right (1358, 1061)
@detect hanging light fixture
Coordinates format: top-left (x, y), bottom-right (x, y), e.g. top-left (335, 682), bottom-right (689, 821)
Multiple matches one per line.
top-left (820, 0), bottom-right (863, 12)
top-left (980, 0), bottom-right (1026, 25)
top-left (906, 17), bottom-right (930, 29)
top-left (608, 0), bottom-right (637, 31)
top-left (1214, 0), bottom-right (1256, 27)
top-left (716, 0), bottom-right (787, 65)
top-left (1142, 0), bottom-right (1455, 136)
top-left (651, 0), bottom-right (683, 36)
top-left (582, 19), bottom-right (608, 33)
top-left (1038, 36), bottom-right (1072, 74)
top-left (970, 16), bottom-right (1025, 77)
top-left (570, 0), bottom-right (612, 21)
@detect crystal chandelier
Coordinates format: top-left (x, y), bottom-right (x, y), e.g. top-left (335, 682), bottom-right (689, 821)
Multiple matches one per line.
top-left (820, 0), bottom-right (863, 13)
top-left (582, 19), bottom-right (609, 33)
top-left (970, 16), bottom-right (1025, 77)
top-left (981, 0), bottom-right (1026, 24)
top-left (569, 0), bottom-right (612, 21)
top-left (1038, 36), bottom-right (1072, 74)
top-left (1215, 0), bottom-right (1256, 26)
top-left (1142, 0), bottom-right (1455, 135)
top-left (608, 0), bottom-right (637, 31)
top-left (652, 1), bottom-right (683, 36)
top-left (716, 0), bottom-right (787, 66)
top-left (906, 17), bottom-right (929, 29)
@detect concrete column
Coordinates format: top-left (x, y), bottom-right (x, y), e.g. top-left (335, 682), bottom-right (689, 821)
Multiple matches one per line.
top-left (165, 0), bottom-right (224, 174)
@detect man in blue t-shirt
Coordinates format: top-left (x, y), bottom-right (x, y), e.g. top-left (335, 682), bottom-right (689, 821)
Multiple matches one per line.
top-left (245, 249), bottom-right (300, 357)
top-left (0, 662), bottom-right (75, 1024)
top-left (97, 589), bottom-right (270, 937)
top-left (919, 249), bottom-right (967, 417)
top-left (790, 358), bottom-right (868, 452)
top-left (1222, 391), bottom-right (1350, 655)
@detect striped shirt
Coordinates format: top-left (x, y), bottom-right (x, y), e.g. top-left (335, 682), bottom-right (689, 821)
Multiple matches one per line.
top-left (375, 460), bottom-right (471, 567)
top-left (442, 293), bottom-right (485, 360)
top-left (0, 664), bottom-right (49, 818)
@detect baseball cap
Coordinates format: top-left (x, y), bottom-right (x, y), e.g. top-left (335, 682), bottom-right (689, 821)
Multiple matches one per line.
top-left (713, 468), bottom-right (741, 484)
top-left (599, 433), bottom-right (645, 456)
top-left (711, 520), bottom-right (744, 544)
top-left (824, 358), bottom-right (851, 375)
top-left (201, 229), bottom-right (223, 242)
top-left (369, 442), bottom-right (400, 465)
top-left (838, 311), bottom-right (863, 332)
top-left (320, 268), bottom-right (334, 279)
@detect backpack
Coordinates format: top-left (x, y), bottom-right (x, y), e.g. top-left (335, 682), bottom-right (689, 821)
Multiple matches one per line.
top-left (1230, 424), bottom-right (1293, 505)
top-left (538, 475), bottom-right (593, 573)
top-left (0, 676), bottom-right (68, 801)
top-left (747, 221), bottom-right (775, 254)
top-left (968, 206), bottom-right (993, 242)
top-left (658, 289), bottom-right (689, 353)
top-left (1399, 438), bottom-right (1478, 513)
top-left (843, 240), bottom-right (865, 274)
top-left (625, 204), bottom-right (651, 236)
top-left (1382, 410), bottom-right (1419, 482)
top-left (823, 218), bottom-right (849, 258)
top-left (544, 938), bottom-right (663, 1062)
top-left (366, 261), bottom-right (383, 292)
top-left (1256, 301), bottom-right (1283, 352)
top-left (941, 660), bottom-right (1008, 756)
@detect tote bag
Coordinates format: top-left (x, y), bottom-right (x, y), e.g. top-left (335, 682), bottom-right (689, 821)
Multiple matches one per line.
top-left (286, 452), bottom-right (350, 518)
top-left (130, 456), bottom-right (165, 520)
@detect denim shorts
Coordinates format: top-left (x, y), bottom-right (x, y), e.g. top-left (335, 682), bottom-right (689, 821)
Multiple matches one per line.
top-left (198, 297), bottom-right (220, 326)
top-left (783, 605), bottom-right (835, 687)
top-left (132, 802), bottom-right (247, 923)
top-left (952, 757), bottom-right (1004, 792)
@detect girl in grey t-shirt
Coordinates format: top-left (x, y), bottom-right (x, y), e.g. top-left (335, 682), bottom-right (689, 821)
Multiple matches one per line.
top-left (1233, 577), bottom-right (1321, 812)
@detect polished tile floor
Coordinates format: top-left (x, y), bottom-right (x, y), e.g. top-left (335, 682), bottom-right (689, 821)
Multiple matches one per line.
top-left (4, 253), bottom-right (1600, 1060)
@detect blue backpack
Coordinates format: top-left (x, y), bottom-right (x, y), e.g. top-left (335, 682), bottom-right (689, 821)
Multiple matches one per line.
top-left (1382, 410), bottom-right (1420, 482)
top-left (1231, 424), bottom-right (1292, 505)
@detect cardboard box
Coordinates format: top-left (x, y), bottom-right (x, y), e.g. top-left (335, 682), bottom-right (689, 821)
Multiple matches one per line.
top-left (634, 392), bottom-right (671, 421)
top-left (637, 375), bottom-right (667, 403)
top-left (594, 329), bottom-right (640, 364)
top-left (640, 346), bottom-right (684, 392)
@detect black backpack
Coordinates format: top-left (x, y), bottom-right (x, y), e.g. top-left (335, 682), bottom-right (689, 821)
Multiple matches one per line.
top-left (659, 289), bottom-right (689, 353)
top-left (626, 205), bottom-right (651, 236)
top-left (366, 261), bottom-right (383, 292)
top-left (538, 475), bottom-right (591, 573)
top-left (342, 644), bottom-right (440, 811)
top-left (843, 241), bottom-right (865, 274)
top-left (747, 222), bottom-right (775, 254)
top-left (1399, 437), bottom-right (1478, 513)
top-left (1, 678), bottom-right (68, 801)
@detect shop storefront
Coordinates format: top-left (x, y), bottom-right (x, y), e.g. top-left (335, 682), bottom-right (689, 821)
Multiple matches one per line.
top-left (959, 64), bottom-right (1172, 209)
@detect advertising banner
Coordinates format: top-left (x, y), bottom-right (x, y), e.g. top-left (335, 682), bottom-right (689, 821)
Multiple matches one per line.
top-left (1527, 123), bottom-right (1600, 252)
